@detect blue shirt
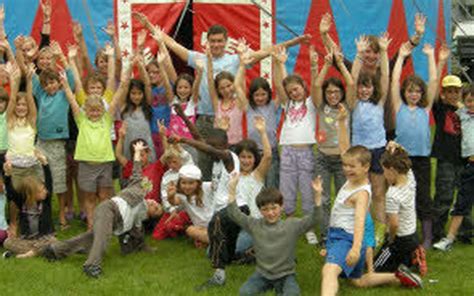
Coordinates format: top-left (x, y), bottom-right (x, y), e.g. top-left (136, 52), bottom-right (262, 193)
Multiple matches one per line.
top-left (395, 104), bottom-right (431, 156)
top-left (33, 69), bottom-right (75, 140)
top-left (188, 51), bottom-right (240, 116)
top-left (150, 85), bottom-right (171, 133)
top-left (352, 100), bottom-right (386, 149)
top-left (246, 101), bottom-right (279, 149)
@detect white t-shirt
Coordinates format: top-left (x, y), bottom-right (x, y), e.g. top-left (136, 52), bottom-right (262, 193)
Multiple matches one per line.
top-left (211, 151), bottom-right (240, 211)
top-left (236, 173), bottom-right (264, 218)
top-left (112, 197), bottom-right (148, 236)
top-left (385, 170), bottom-right (417, 237)
top-left (177, 182), bottom-right (214, 227)
top-left (279, 97), bottom-right (317, 145)
top-left (160, 169), bottom-right (180, 213)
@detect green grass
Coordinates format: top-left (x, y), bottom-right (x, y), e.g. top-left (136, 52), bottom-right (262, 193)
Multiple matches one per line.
top-left (1, 209), bottom-right (473, 295)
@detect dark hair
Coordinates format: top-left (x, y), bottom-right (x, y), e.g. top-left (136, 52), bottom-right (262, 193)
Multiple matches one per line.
top-left (234, 139), bottom-right (261, 170)
top-left (39, 69), bottom-right (60, 88)
top-left (174, 73), bottom-right (194, 101)
top-left (322, 77), bottom-right (346, 105)
top-left (380, 147), bottom-right (412, 174)
top-left (94, 48), bottom-right (108, 67)
top-left (206, 128), bottom-right (228, 147)
top-left (215, 71), bottom-right (235, 99)
top-left (282, 74), bottom-right (308, 99)
top-left (249, 77), bottom-right (272, 109)
top-left (122, 79), bottom-right (152, 121)
top-left (342, 145), bottom-right (372, 167)
top-left (0, 87), bottom-right (9, 102)
top-left (129, 138), bottom-right (149, 157)
top-left (142, 217), bottom-right (159, 233)
top-left (256, 188), bottom-right (284, 208)
top-left (357, 72), bottom-right (381, 104)
top-left (85, 72), bottom-right (106, 93)
top-left (177, 178), bottom-right (204, 206)
top-left (207, 25), bottom-right (228, 39)
top-left (463, 84), bottom-right (474, 99)
top-left (400, 75), bottom-right (428, 108)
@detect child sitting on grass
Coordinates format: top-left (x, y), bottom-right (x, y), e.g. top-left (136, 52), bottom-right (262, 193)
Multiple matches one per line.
top-left (226, 173), bottom-right (322, 295)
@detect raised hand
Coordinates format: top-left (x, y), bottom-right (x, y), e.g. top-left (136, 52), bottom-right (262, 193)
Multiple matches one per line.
top-left (324, 50), bottom-right (333, 66)
top-left (319, 13), bottom-right (332, 34)
top-left (334, 49), bottom-right (344, 65)
top-left (132, 11), bottom-right (148, 26)
top-left (157, 119), bottom-right (167, 137)
top-left (137, 29), bottom-right (147, 49)
top-left (438, 43), bottom-right (450, 62)
top-left (14, 35), bottom-right (25, 50)
top-left (25, 63), bottom-right (36, 79)
top-left (41, 0), bottom-right (52, 22)
top-left (0, 4), bottom-right (5, 23)
top-left (72, 21), bottom-right (83, 41)
top-left (151, 26), bottom-right (164, 44)
top-left (399, 41), bottom-right (413, 58)
top-left (195, 57), bottom-right (205, 72)
top-left (355, 35), bottom-right (369, 53)
top-left (378, 32), bottom-right (392, 51)
top-left (156, 51), bottom-right (166, 64)
top-left (50, 41), bottom-right (63, 57)
top-left (309, 46), bottom-right (319, 67)
top-left (422, 43), bottom-right (434, 56)
top-left (253, 115), bottom-right (266, 133)
top-left (59, 71), bottom-right (68, 86)
top-left (104, 43), bottom-right (114, 56)
top-left (414, 13), bottom-right (426, 36)
top-left (68, 44), bottom-right (78, 60)
top-left (103, 20), bottom-right (115, 37)
top-left (272, 45), bottom-right (288, 64)
top-left (6, 62), bottom-right (21, 82)
top-left (133, 140), bottom-right (146, 153)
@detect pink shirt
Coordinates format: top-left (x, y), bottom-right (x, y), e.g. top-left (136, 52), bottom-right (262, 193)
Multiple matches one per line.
top-left (169, 98), bottom-right (196, 139)
top-left (215, 100), bottom-right (243, 145)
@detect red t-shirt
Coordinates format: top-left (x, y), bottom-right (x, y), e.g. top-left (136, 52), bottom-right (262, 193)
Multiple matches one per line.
top-left (122, 161), bottom-right (165, 202)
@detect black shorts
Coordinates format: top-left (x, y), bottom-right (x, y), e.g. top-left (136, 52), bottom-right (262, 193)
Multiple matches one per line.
top-left (373, 232), bottom-right (419, 272)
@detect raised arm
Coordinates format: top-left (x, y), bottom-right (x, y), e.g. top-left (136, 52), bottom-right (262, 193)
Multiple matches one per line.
top-left (350, 35), bottom-right (369, 85)
top-left (319, 13), bottom-right (339, 52)
top-left (206, 48), bottom-right (219, 113)
top-left (409, 13), bottom-right (426, 48)
top-left (272, 45), bottom-right (289, 106)
top-left (175, 135), bottom-right (232, 166)
top-left (235, 49), bottom-right (251, 110)
top-left (60, 70), bottom-right (80, 118)
top-left (244, 34), bottom-right (311, 64)
top-left (103, 20), bottom-right (122, 82)
top-left (24, 64), bottom-right (38, 126)
top-left (192, 59), bottom-right (204, 104)
top-left (435, 43), bottom-right (450, 101)
top-left (253, 116), bottom-right (272, 182)
top-left (72, 21), bottom-right (93, 75)
top-left (151, 25), bottom-right (178, 83)
top-left (115, 122), bottom-right (129, 167)
top-left (337, 104), bottom-right (350, 154)
top-left (334, 49), bottom-right (356, 108)
top-left (310, 47), bottom-right (325, 109)
top-left (50, 41), bottom-right (68, 69)
top-left (391, 42), bottom-right (412, 114)
top-left (156, 51), bottom-right (174, 103)
top-left (104, 43), bottom-right (116, 92)
top-left (67, 44), bottom-right (84, 94)
top-left (377, 32), bottom-right (391, 106)
top-left (134, 53), bottom-right (152, 105)
top-left (6, 63), bottom-right (20, 120)
top-left (113, 65), bottom-right (132, 112)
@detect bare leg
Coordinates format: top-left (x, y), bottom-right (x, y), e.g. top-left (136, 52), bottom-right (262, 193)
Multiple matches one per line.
top-left (84, 192), bottom-right (98, 230)
top-left (321, 263), bottom-right (343, 296)
top-left (98, 187), bottom-right (114, 202)
top-left (16, 250), bottom-right (37, 259)
top-left (447, 216), bottom-right (464, 240)
top-left (370, 173), bottom-right (387, 223)
top-left (186, 226), bottom-right (209, 244)
top-left (365, 247), bottom-right (374, 273)
top-left (57, 192), bottom-right (68, 228)
top-left (351, 272), bottom-right (399, 288)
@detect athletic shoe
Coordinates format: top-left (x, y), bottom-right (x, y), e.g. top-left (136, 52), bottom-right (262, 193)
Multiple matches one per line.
top-left (305, 231), bottom-right (318, 245)
top-left (412, 245), bottom-right (427, 277)
top-left (2, 251), bottom-right (13, 259)
top-left (433, 237), bottom-right (453, 252)
top-left (395, 264), bottom-right (423, 288)
top-left (83, 264), bottom-right (102, 278)
top-left (194, 276), bottom-right (225, 291)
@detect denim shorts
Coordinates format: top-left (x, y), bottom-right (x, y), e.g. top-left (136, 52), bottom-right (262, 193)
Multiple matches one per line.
top-left (326, 228), bottom-right (366, 279)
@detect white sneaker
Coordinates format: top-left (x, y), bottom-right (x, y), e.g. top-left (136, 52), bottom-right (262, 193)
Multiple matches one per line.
top-left (433, 237), bottom-right (453, 251)
top-left (305, 231), bottom-right (318, 245)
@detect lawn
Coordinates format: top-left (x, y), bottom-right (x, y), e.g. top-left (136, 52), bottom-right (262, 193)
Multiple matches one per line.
top-left (1, 207), bottom-right (473, 296)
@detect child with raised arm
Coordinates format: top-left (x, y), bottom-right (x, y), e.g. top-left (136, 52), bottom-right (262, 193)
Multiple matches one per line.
top-left (433, 85), bottom-right (474, 251)
top-left (347, 33), bottom-right (391, 223)
top-left (62, 59), bottom-right (125, 230)
top-left (320, 105), bottom-right (422, 296)
top-left (43, 142), bottom-right (162, 278)
top-left (311, 46), bottom-right (354, 243)
top-left (227, 172), bottom-right (322, 295)
top-left (32, 43), bottom-right (75, 229)
top-left (273, 45), bottom-right (318, 244)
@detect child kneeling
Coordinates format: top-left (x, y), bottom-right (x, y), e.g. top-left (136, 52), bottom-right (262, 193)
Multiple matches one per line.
top-left (227, 174), bottom-right (322, 295)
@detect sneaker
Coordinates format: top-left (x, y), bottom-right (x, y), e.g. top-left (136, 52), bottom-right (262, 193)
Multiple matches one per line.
top-left (395, 264), bottom-right (423, 288)
top-left (194, 277), bottom-right (225, 292)
top-left (42, 245), bottom-right (58, 262)
top-left (433, 237), bottom-right (453, 252)
top-left (83, 264), bottom-right (102, 278)
top-left (2, 251), bottom-right (13, 259)
top-left (305, 231), bottom-right (318, 245)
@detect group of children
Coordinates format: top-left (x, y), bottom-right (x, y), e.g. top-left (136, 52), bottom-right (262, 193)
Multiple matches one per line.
top-left (0, 3), bottom-right (472, 295)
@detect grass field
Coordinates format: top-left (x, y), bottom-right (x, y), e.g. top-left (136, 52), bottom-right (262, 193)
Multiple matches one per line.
top-left (1, 205), bottom-right (473, 296)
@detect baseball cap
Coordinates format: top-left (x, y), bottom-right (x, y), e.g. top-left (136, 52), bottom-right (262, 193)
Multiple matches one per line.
top-left (441, 75), bottom-right (462, 88)
top-left (179, 164), bottom-right (202, 180)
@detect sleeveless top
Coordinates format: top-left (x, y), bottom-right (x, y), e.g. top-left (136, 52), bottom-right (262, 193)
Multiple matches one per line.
top-left (7, 122), bottom-right (36, 162)
top-left (329, 182), bottom-right (372, 234)
top-left (215, 100), bottom-right (243, 145)
top-left (318, 103), bottom-right (350, 155)
top-left (352, 100), bottom-right (386, 149)
top-left (395, 104), bottom-right (431, 156)
top-left (235, 173), bottom-right (264, 218)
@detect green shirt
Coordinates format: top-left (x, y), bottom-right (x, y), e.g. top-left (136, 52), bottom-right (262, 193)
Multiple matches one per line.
top-left (0, 112), bottom-right (7, 152)
top-left (74, 111), bottom-right (115, 162)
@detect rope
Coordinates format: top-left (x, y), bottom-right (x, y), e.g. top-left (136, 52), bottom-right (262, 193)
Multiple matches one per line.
top-left (81, 0), bottom-right (100, 49)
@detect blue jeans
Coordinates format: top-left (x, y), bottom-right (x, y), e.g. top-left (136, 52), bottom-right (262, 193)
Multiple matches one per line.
top-left (314, 150), bottom-right (346, 240)
top-left (265, 148), bottom-right (280, 189)
top-left (240, 272), bottom-right (300, 296)
top-left (433, 159), bottom-right (472, 240)
top-left (235, 231), bottom-right (253, 255)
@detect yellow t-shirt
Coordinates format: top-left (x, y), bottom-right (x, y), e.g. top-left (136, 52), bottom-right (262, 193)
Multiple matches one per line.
top-left (76, 89), bottom-right (113, 107)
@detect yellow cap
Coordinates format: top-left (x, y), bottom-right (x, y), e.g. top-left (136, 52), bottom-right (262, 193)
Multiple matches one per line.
top-left (441, 75), bottom-right (462, 88)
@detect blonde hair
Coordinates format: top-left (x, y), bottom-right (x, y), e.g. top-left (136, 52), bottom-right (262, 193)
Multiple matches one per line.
top-left (16, 176), bottom-right (44, 208)
top-left (160, 145), bottom-right (183, 165)
top-left (8, 93), bottom-right (33, 129)
top-left (84, 96), bottom-right (105, 113)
